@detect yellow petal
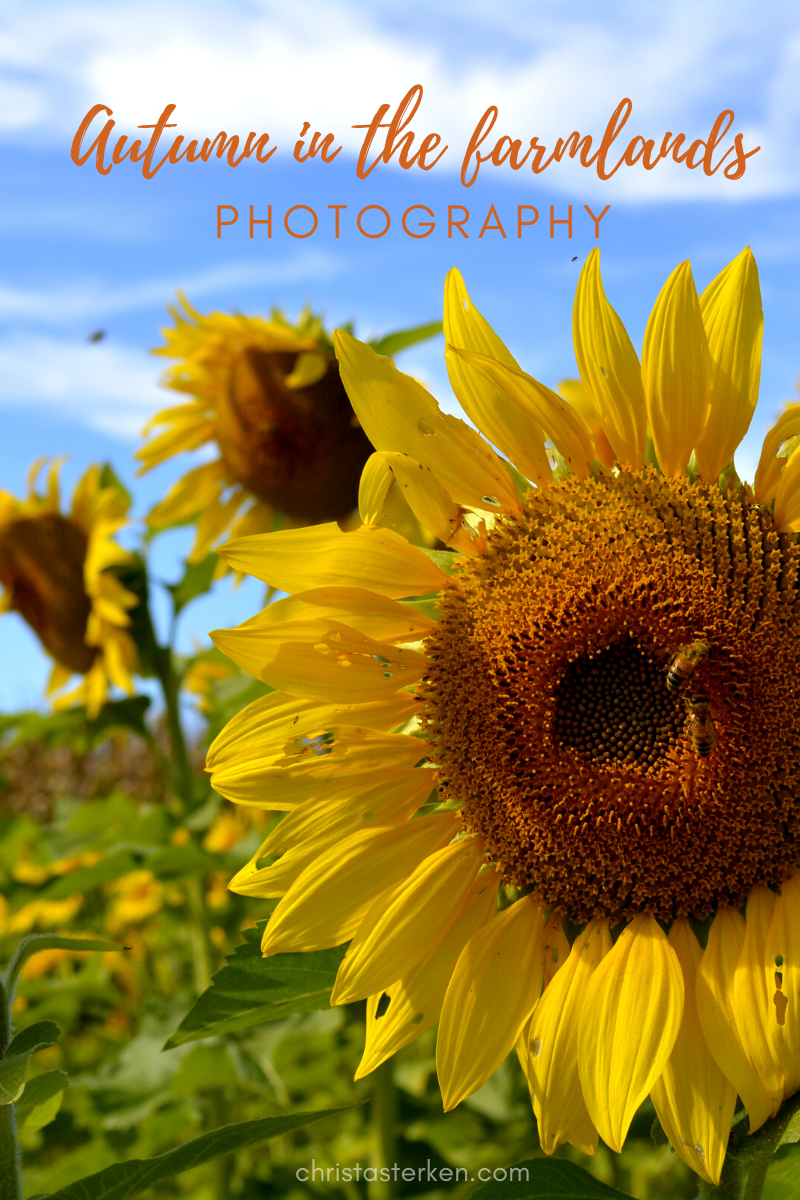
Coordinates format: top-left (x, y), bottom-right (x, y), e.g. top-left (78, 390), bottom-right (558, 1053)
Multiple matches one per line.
top-left (335, 329), bottom-right (520, 515)
top-left (230, 585), bottom-right (435, 644)
top-left (572, 249), bottom-right (646, 468)
top-left (773, 449), bottom-right (800, 532)
top-left (557, 379), bottom-right (616, 469)
top-left (261, 813), bottom-right (458, 954)
top-left (206, 690), bottom-right (419, 770)
top-left (373, 452), bottom-right (479, 553)
top-left (448, 346), bottom-right (594, 481)
top-left (641, 261), bottom-right (711, 478)
top-left (136, 410), bottom-right (215, 471)
top-left (356, 871), bottom-right (499, 1078)
top-left (764, 867), bottom-right (800, 1095)
top-left (753, 403), bottom-right (800, 506)
top-left (437, 894), bottom-right (548, 1111)
top-left (694, 247), bottom-right (763, 480)
top-left (542, 912), bottom-right (570, 988)
top-left (443, 269), bottom-right (552, 487)
top-left (146, 459), bottom-right (226, 528)
top-left (217, 522), bottom-right (446, 599)
top-left (733, 885), bottom-right (784, 1114)
top-left (332, 836), bottom-right (487, 1004)
top-left (526, 919), bottom-right (611, 1156)
top-left (228, 769), bottom-right (435, 897)
top-left (696, 907), bottom-right (773, 1134)
top-left (359, 453), bottom-right (396, 525)
top-left (577, 913), bottom-right (684, 1153)
top-left (210, 727), bottom-right (424, 809)
top-left (651, 919), bottom-right (736, 1186)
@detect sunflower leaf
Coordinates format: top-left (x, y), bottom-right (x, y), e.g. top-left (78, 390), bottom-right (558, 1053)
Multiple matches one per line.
top-left (163, 937), bottom-right (347, 1049)
top-left (0, 1021), bottom-right (61, 1105)
top-left (368, 320), bottom-right (442, 359)
top-left (41, 1107), bottom-right (353, 1200)
top-left (466, 1160), bottom-right (631, 1200)
top-left (167, 553), bottom-right (218, 616)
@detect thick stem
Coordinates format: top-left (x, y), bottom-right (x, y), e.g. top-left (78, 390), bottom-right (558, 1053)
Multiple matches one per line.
top-left (153, 648), bottom-right (194, 810)
top-left (700, 1153), bottom-right (744, 1200)
top-left (743, 1143), bottom-right (775, 1200)
top-left (209, 1090), bottom-right (234, 1200)
top-left (369, 1058), bottom-right (397, 1200)
top-left (0, 1101), bottom-right (22, 1200)
top-left (185, 875), bottom-right (215, 996)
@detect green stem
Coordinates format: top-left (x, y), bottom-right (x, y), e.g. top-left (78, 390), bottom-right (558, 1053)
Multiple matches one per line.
top-left (153, 648), bottom-right (194, 810)
top-left (369, 1058), bottom-right (397, 1200)
top-left (209, 1089), bottom-right (234, 1200)
top-left (743, 1143), bottom-right (774, 1200)
top-left (700, 1153), bottom-right (745, 1200)
top-left (185, 875), bottom-right (215, 995)
top-left (0, 1104), bottom-right (21, 1200)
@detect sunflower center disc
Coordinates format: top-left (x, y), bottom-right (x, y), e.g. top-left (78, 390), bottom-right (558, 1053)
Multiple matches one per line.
top-left (421, 469), bottom-right (800, 922)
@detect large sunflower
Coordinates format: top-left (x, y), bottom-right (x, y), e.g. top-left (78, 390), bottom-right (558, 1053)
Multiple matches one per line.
top-left (0, 461), bottom-right (138, 717)
top-left (206, 248), bottom-right (800, 1184)
top-left (137, 297), bottom-right (440, 564)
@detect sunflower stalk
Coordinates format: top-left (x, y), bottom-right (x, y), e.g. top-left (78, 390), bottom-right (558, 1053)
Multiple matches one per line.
top-left (369, 1058), bottom-right (397, 1200)
top-left (0, 979), bottom-right (21, 1200)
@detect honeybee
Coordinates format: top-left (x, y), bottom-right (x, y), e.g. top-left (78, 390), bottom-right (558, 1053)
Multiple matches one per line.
top-left (685, 693), bottom-right (718, 758)
top-left (666, 641), bottom-right (710, 693)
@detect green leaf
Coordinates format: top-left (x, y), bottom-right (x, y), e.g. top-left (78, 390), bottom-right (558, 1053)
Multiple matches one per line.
top-left (466, 1160), bottom-right (631, 1200)
top-left (417, 547), bottom-right (464, 576)
top-left (15, 1069), bottom-right (69, 1132)
top-left (43, 1106), bottom-right (351, 1200)
top-left (164, 933), bottom-right (346, 1049)
top-left (0, 1021), bottom-right (60, 1104)
top-left (4, 935), bottom-right (125, 997)
top-left (368, 320), bottom-right (443, 359)
top-left (167, 554), bottom-right (218, 616)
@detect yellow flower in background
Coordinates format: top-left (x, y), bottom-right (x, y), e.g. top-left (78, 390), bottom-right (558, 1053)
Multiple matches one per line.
top-left (0, 461), bottom-right (138, 716)
top-left (207, 247), bottom-right (800, 1185)
top-left (137, 297), bottom-right (441, 565)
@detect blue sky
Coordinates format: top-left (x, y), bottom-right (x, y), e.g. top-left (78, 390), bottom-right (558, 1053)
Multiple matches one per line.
top-left (1, 0), bottom-right (799, 710)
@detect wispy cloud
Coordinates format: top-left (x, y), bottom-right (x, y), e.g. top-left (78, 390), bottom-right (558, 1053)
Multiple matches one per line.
top-left (0, 0), bottom-right (797, 201)
top-left (0, 250), bottom-right (342, 326)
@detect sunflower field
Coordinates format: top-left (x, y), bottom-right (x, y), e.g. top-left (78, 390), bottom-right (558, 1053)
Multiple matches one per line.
top-left (2, 250), bottom-right (800, 1200)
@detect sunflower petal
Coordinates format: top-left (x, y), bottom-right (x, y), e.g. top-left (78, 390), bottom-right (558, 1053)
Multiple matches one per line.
top-left (764, 867), bottom-right (800, 1095)
top-left (650, 919), bottom-right (736, 1186)
top-left (573, 249), bottom-right (646, 468)
top-left (773, 449), bottom-right (800, 532)
top-left (335, 329), bottom-right (520, 515)
top-left (641, 261), bottom-right (711, 478)
top-left (449, 346), bottom-right (594, 482)
top-left (443, 270), bottom-right (552, 487)
top-left (217, 523), bottom-right (446, 599)
top-left (733, 885), bottom-right (784, 1114)
top-left (261, 813), bottom-right (457, 954)
top-left (229, 769), bottom-right (435, 897)
top-left (331, 836), bottom-right (487, 1003)
top-left (753, 403), bottom-right (800, 507)
top-left (359, 453), bottom-right (396, 526)
top-left (146, 459), bottom-right (227, 528)
top-left (694, 247), bottom-right (763, 480)
top-left (695, 906), bottom-right (773, 1134)
top-left (525, 919), bottom-right (611, 1156)
top-left (437, 894), bottom-right (548, 1111)
top-left (373, 452), bottom-right (479, 553)
top-left (578, 913), bottom-right (684, 1152)
top-left (356, 871), bottom-right (499, 1079)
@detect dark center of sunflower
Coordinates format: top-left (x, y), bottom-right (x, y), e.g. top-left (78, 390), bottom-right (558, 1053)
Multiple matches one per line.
top-left (421, 469), bottom-right (800, 923)
top-left (0, 513), bottom-right (96, 674)
top-left (552, 636), bottom-right (686, 772)
top-left (215, 347), bottom-right (373, 522)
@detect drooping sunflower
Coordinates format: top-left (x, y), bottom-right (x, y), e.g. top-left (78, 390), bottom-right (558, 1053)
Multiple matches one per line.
top-left (206, 248), bottom-right (800, 1184)
top-left (137, 296), bottom-right (441, 564)
top-left (0, 460), bottom-right (138, 716)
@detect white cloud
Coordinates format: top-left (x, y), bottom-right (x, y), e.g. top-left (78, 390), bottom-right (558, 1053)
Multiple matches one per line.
top-left (0, 249), bottom-right (342, 325)
top-left (0, 0), bottom-right (797, 201)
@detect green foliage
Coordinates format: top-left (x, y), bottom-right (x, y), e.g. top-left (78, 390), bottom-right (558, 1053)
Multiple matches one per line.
top-left (167, 555), bottom-right (219, 617)
top-left (43, 1107), bottom-right (352, 1200)
top-left (466, 1160), bottom-right (630, 1200)
top-left (0, 1021), bottom-right (61, 1103)
top-left (15, 1069), bottom-right (69, 1133)
top-left (165, 930), bottom-right (347, 1048)
top-left (368, 320), bottom-right (443, 359)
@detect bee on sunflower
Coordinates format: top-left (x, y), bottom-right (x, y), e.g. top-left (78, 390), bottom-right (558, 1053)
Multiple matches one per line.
top-left (0, 461), bottom-right (138, 717)
top-left (205, 246), bottom-right (800, 1186)
top-left (136, 296), bottom-right (442, 564)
